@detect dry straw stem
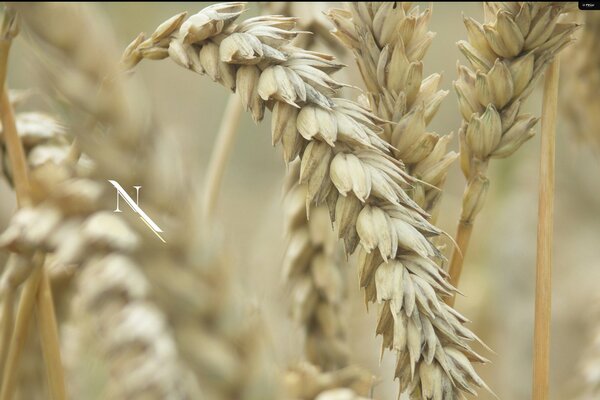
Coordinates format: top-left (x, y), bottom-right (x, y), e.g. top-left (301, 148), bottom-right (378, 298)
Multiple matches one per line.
top-left (327, 2), bottom-right (458, 218)
top-left (563, 11), bottom-right (600, 152)
top-left (14, 3), bottom-right (277, 399)
top-left (125, 3), bottom-right (492, 398)
top-left (447, 2), bottom-right (579, 294)
top-left (202, 94), bottom-right (244, 226)
top-left (532, 59), bottom-right (559, 400)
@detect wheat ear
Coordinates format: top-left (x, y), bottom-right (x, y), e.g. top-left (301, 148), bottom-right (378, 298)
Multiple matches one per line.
top-left (12, 3), bottom-right (278, 399)
top-left (327, 2), bottom-right (458, 219)
top-left (447, 2), bottom-right (579, 293)
top-left (0, 8), bottom-right (67, 400)
top-left (125, 3), bottom-right (492, 398)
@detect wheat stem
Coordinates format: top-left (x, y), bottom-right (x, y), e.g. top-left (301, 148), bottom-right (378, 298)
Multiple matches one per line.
top-left (0, 286), bottom-right (14, 379)
top-left (202, 94), bottom-right (243, 225)
top-left (0, 254), bottom-right (43, 400)
top-left (532, 59), bottom-right (559, 400)
top-left (446, 221), bottom-right (473, 306)
top-left (0, 89), bottom-right (30, 206)
top-left (36, 270), bottom-right (67, 400)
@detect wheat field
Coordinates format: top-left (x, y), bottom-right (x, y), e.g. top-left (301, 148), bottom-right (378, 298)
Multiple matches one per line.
top-left (0, 2), bottom-right (599, 400)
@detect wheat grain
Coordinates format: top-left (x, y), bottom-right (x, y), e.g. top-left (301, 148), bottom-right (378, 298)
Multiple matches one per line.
top-left (125, 3), bottom-right (492, 398)
top-left (327, 2), bottom-right (457, 218)
top-left (447, 2), bottom-right (579, 290)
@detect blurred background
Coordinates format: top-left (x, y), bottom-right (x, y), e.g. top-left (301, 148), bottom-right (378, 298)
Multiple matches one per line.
top-left (1, 3), bottom-right (599, 400)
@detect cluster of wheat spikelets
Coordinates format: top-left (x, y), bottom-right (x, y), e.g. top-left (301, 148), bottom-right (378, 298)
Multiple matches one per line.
top-left (0, 2), bottom-right (592, 400)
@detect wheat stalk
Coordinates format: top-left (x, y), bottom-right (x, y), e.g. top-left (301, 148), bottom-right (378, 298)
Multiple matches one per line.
top-left (563, 10), bottom-right (600, 152)
top-left (447, 2), bottom-right (579, 293)
top-left (202, 94), bottom-right (244, 227)
top-left (124, 3), bottom-right (492, 398)
top-left (327, 2), bottom-right (458, 219)
top-left (532, 58), bottom-right (559, 400)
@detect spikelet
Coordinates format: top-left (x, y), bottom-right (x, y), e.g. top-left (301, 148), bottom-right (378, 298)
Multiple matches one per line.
top-left (126, 3), bottom-right (492, 398)
top-left (327, 3), bottom-right (457, 216)
top-left (455, 2), bottom-right (579, 223)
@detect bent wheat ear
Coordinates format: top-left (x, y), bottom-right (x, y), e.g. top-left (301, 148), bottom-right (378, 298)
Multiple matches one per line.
top-left (127, 3), bottom-right (492, 398)
top-left (448, 2), bottom-right (579, 290)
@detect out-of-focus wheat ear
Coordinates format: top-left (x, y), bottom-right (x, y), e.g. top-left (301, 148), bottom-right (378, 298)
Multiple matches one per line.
top-left (284, 162), bottom-right (349, 371)
top-left (447, 3), bottom-right (580, 297)
top-left (0, 8), bottom-right (67, 400)
top-left (15, 3), bottom-right (280, 399)
top-left (126, 3), bottom-right (493, 398)
top-left (563, 11), bottom-right (600, 152)
top-left (284, 362), bottom-right (374, 400)
top-left (267, 2), bottom-right (352, 374)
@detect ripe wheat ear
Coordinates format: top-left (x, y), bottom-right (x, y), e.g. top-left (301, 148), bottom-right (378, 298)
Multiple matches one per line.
top-left (124, 3), bottom-right (493, 398)
top-left (447, 2), bottom-right (579, 292)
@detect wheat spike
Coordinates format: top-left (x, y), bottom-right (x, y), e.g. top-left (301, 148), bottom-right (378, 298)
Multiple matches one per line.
top-left (327, 2), bottom-right (458, 218)
top-left (446, 2), bottom-right (580, 290)
top-left (8, 3), bottom-right (277, 399)
top-left (125, 3), bottom-right (492, 398)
